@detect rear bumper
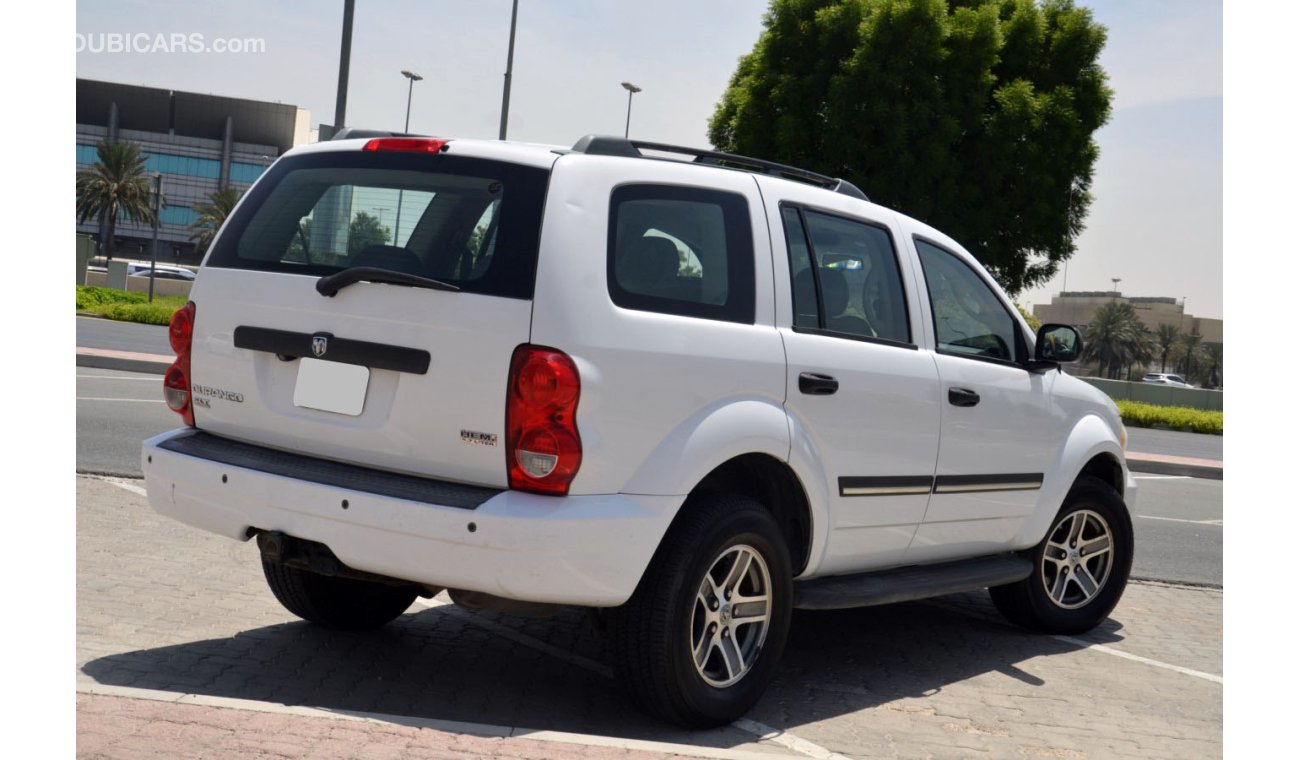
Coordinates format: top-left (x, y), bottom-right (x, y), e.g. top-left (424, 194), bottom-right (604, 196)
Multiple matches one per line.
top-left (141, 428), bottom-right (680, 607)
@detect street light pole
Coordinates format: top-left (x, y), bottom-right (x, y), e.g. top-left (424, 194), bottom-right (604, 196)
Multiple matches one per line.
top-left (395, 70), bottom-right (423, 245)
top-left (498, 0), bottom-right (519, 140)
top-left (401, 69), bottom-right (423, 133)
top-left (147, 173), bottom-right (162, 303)
top-left (334, 0), bottom-right (355, 130)
top-left (621, 82), bottom-right (641, 138)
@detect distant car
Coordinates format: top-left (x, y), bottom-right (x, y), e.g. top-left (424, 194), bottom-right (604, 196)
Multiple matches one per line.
top-left (1142, 373), bottom-right (1194, 388)
top-left (126, 263), bottom-right (197, 281)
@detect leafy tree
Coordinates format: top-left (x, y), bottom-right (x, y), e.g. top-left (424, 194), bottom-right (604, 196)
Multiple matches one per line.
top-left (709, 0), bottom-right (1112, 296)
top-left (1177, 332), bottom-right (1202, 381)
top-left (1082, 300), bottom-right (1153, 380)
top-left (189, 187), bottom-right (243, 256)
top-left (347, 211), bottom-right (391, 256)
top-left (1015, 302), bottom-right (1042, 332)
top-left (1155, 323), bottom-right (1180, 373)
top-left (76, 140), bottom-right (157, 260)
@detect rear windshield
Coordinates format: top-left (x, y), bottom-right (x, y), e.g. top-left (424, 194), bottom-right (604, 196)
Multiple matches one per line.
top-left (205, 150), bottom-right (552, 299)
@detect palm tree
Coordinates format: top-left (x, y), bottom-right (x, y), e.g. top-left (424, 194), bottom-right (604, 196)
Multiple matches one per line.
top-left (1082, 301), bottom-right (1155, 379)
top-left (76, 140), bottom-right (156, 260)
top-left (1155, 323), bottom-right (1180, 372)
top-left (189, 187), bottom-right (243, 256)
top-left (1179, 333), bottom-right (1202, 379)
top-left (1200, 343), bottom-right (1222, 389)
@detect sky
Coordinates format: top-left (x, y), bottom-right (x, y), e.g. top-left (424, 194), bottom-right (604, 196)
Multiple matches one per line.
top-left (73, 0), bottom-right (1222, 318)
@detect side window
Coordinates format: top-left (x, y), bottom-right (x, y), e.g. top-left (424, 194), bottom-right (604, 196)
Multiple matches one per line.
top-left (915, 238), bottom-right (1018, 363)
top-left (780, 205), bottom-right (912, 344)
top-left (608, 184), bottom-right (754, 323)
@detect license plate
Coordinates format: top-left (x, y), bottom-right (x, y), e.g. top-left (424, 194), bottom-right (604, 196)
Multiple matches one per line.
top-left (293, 358), bottom-right (369, 416)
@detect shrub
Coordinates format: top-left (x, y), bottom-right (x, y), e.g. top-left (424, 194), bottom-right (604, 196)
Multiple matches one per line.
top-left (97, 301), bottom-right (184, 326)
top-left (78, 285), bottom-right (187, 324)
top-left (1116, 400), bottom-right (1222, 435)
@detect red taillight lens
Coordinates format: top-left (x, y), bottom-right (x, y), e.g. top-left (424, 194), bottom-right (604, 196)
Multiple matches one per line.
top-left (361, 137), bottom-right (449, 153)
top-left (164, 302), bottom-right (196, 426)
top-left (506, 345), bottom-right (582, 495)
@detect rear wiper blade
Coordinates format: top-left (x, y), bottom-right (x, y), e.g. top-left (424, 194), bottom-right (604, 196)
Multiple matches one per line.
top-left (316, 267), bottom-right (461, 297)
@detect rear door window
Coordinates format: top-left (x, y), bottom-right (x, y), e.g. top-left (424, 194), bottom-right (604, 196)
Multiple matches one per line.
top-left (206, 151), bottom-right (550, 299)
top-left (607, 184), bottom-right (755, 324)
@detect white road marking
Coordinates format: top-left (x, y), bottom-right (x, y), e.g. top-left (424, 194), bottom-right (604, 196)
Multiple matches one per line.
top-left (77, 375), bottom-right (162, 381)
top-left (410, 596), bottom-right (849, 760)
top-left (1049, 635), bottom-right (1223, 684)
top-left (97, 477), bottom-right (149, 497)
top-left (922, 597), bottom-right (1223, 684)
top-left (1132, 475), bottom-right (1192, 480)
top-left (77, 396), bottom-right (165, 403)
top-left (1137, 514), bottom-right (1223, 526)
top-left (76, 683), bottom-right (803, 760)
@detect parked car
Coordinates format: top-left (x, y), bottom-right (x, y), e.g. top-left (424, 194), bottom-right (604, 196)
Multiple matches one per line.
top-left (1141, 372), bottom-right (1194, 388)
top-left (142, 132), bottom-right (1136, 727)
top-left (126, 263), bottom-right (197, 281)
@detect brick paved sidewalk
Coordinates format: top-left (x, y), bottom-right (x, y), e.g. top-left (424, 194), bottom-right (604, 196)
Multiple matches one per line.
top-left (77, 691), bottom-right (795, 760)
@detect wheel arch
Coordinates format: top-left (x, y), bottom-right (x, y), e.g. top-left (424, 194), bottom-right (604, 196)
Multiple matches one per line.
top-left (1013, 413), bottom-right (1130, 548)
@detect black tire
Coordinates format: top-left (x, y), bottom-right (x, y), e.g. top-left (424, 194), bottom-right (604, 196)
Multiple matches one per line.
top-left (609, 493), bottom-right (793, 728)
top-left (990, 475), bottom-right (1134, 634)
top-left (261, 557), bottom-right (418, 631)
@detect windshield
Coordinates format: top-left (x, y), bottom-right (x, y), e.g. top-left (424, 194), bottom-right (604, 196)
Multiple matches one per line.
top-left (205, 150), bottom-right (551, 300)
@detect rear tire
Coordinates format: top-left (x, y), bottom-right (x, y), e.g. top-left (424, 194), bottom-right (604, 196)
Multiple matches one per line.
top-left (609, 493), bottom-right (792, 728)
top-left (990, 475), bottom-right (1133, 634)
top-left (261, 557), bottom-right (418, 630)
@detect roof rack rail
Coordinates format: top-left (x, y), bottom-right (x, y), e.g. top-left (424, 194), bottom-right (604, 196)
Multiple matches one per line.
top-left (569, 134), bottom-right (868, 201)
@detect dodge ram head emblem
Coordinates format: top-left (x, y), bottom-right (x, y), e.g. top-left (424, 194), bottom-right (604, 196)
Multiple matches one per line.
top-left (312, 336), bottom-right (328, 358)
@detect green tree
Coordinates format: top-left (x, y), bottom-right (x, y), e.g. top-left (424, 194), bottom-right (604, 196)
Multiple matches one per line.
top-left (347, 211), bottom-right (391, 256)
top-left (1154, 323), bottom-right (1180, 373)
top-left (1082, 300), bottom-right (1153, 380)
top-left (76, 140), bottom-right (157, 260)
top-left (1015, 302), bottom-right (1042, 332)
top-left (709, 0), bottom-right (1112, 296)
top-left (188, 187), bottom-right (243, 256)
top-left (1177, 332), bottom-right (1202, 381)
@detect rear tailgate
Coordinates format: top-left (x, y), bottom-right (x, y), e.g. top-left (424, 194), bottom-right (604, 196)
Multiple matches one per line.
top-left (185, 140), bottom-right (553, 488)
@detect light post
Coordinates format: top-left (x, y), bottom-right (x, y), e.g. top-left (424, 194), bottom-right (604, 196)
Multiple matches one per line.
top-left (396, 69), bottom-right (423, 244)
top-left (401, 69), bottom-right (423, 133)
top-left (621, 81), bottom-right (641, 138)
top-left (147, 173), bottom-right (162, 303)
top-left (499, 0), bottom-right (519, 140)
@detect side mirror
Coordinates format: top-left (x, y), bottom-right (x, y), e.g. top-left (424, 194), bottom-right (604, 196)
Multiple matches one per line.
top-left (1031, 324), bottom-right (1082, 370)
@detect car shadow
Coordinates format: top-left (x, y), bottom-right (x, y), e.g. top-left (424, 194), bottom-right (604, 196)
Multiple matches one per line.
top-left (81, 590), bottom-right (1126, 748)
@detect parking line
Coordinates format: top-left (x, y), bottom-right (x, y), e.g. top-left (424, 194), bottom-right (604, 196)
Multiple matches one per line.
top-left (77, 396), bottom-right (165, 403)
top-left (409, 596), bottom-right (851, 760)
top-left (1133, 475), bottom-right (1192, 480)
top-left (100, 478), bottom-right (148, 498)
top-left (922, 597), bottom-right (1223, 684)
top-left (77, 375), bottom-right (162, 381)
top-left (1137, 514), bottom-right (1223, 526)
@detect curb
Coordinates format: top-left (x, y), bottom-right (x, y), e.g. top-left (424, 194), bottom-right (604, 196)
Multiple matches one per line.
top-left (76, 348), bottom-right (172, 375)
top-left (1125, 453), bottom-right (1222, 480)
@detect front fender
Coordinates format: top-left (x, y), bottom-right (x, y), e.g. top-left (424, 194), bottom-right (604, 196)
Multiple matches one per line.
top-left (1012, 413), bottom-right (1130, 548)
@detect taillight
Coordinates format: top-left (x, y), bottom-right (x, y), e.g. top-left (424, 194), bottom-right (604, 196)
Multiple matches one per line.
top-left (362, 137), bottom-right (449, 153)
top-left (506, 345), bottom-right (582, 495)
top-left (163, 302), bottom-right (196, 426)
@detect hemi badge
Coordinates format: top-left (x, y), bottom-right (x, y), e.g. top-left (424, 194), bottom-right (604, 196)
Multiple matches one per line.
top-left (461, 430), bottom-right (498, 448)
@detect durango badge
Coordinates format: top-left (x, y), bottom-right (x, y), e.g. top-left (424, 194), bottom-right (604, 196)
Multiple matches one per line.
top-left (312, 335), bottom-right (329, 358)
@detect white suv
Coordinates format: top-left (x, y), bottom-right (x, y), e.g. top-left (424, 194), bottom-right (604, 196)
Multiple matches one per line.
top-left (142, 133), bottom-right (1136, 727)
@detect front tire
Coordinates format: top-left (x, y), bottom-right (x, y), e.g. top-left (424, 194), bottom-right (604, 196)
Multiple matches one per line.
top-left (990, 475), bottom-right (1133, 634)
top-left (610, 494), bottom-right (792, 728)
top-left (261, 557), bottom-right (418, 631)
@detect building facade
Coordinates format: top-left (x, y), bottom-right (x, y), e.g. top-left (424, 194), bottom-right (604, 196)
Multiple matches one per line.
top-left (1033, 291), bottom-right (1222, 345)
top-left (76, 78), bottom-right (311, 264)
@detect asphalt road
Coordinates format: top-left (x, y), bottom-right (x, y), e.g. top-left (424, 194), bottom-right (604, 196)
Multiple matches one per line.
top-left (1126, 426), bottom-right (1222, 460)
top-left (77, 315), bottom-right (172, 356)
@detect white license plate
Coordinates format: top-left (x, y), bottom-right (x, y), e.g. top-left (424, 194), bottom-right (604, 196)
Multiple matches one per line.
top-left (293, 358), bottom-right (370, 416)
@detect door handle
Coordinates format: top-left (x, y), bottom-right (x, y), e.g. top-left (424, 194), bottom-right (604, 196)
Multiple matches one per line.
top-left (948, 387), bottom-right (980, 407)
top-left (799, 372), bottom-right (839, 396)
